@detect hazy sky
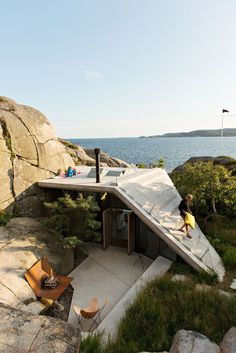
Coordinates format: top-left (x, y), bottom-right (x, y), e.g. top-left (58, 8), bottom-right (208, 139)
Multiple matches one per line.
top-left (1, 0), bottom-right (236, 137)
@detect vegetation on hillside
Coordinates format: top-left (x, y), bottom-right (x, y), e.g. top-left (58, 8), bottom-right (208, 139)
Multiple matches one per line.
top-left (198, 215), bottom-right (236, 285)
top-left (171, 161), bottom-right (236, 216)
top-left (141, 127), bottom-right (236, 138)
top-left (81, 160), bottom-right (236, 353)
top-left (80, 276), bottom-right (236, 353)
top-left (172, 161), bottom-right (236, 279)
top-left (42, 193), bottom-right (101, 249)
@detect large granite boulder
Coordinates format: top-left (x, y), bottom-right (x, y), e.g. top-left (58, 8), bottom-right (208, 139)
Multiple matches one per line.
top-left (84, 148), bottom-right (130, 167)
top-left (0, 302), bottom-right (80, 353)
top-left (59, 138), bottom-right (130, 168)
top-left (0, 217), bottom-right (74, 315)
top-left (0, 96), bottom-right (74, 215)
top-left (0, 97), bottom-right (129, 215)
top-left (220, 327), bottom-right (236, 353)
top-left (169, 330), bottom-right (221, 353)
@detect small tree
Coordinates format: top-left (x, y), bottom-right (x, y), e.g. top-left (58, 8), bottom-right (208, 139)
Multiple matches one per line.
top-left (153, 158), bottom-right (165, 169)
top-left (43, 193), bottom-right (101, 248)
top-left (171, 161), bottom-right (236, 216)
top-left (136, 163), bottom-right (148, 168)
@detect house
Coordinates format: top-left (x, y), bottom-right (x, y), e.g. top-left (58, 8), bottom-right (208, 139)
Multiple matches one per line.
top-left (38, 164), bottom-right (225, 282)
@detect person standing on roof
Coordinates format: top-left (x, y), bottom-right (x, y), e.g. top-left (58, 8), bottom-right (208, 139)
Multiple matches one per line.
top-left (178, 194), bottom-right (193, 239)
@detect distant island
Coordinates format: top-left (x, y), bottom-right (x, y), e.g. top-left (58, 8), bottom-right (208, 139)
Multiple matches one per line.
top-left (140, 128), bottom-right (236, 138)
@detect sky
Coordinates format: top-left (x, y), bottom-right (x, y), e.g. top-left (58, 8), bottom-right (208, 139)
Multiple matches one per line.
top-left (1, 0), bottom-right (236, 138)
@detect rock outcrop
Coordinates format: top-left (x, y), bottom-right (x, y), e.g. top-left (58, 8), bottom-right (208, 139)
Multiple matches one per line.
top-left (0, 97), bottom-right (129, 215)
top-left (83, 148), bottom-right (130, 167)
top-left (59, 139), bottom-right (130, 168)
top-left (0, 302), bottom-right (80, 353)
top-left (0, 96), bottom-right (74, 214)
top-left (169, 330), bottom-right (221, 353)
top-left (139, 327), bottom-right (236, 353)
top-left (220, 327), bottom-right (236, 353)
top-left (0, 217), bottom-right (73, 315)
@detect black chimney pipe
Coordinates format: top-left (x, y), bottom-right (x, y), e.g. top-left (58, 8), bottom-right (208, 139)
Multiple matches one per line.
top-left (94, 148), bottom-right (100, 183)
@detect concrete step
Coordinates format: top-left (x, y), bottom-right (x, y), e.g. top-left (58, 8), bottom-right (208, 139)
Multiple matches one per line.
top-left (94, 256), bottom-right (172, 340)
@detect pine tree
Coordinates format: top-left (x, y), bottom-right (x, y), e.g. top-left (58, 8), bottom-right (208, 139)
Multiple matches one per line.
top-left (43, 193), bottom-right (101, 248)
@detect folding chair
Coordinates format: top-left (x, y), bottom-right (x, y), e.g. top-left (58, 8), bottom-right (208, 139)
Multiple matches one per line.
top-left (73, 298), bottom-right (109, 331)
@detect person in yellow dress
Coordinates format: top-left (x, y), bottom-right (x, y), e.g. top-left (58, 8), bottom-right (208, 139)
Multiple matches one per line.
top-left (178, 194), bottom-right (194, 239)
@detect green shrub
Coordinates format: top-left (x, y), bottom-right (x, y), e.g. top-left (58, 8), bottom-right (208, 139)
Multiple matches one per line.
top-left (171, 162), bottom-right (236, 216)
top-left (223, 246), bottom-right (236, 270)
top-left (42, 194), bottom-right (101, 249)
top-left (194, 270), bottom-right (219, 285)
top-left (170, 261), bottom-right (194, 276)
top-left (207, 237), bottom-right (226, 256)
top-left (198, 215), bottom-right (236, 247)
top-left (136, 163), bottom-right (148, 168)
top-left (153, 158), bottom-right (165, 168)
top-left (231, 169), bottom-right (236, 176)
top-left (0, 211), bottom-right (11, 226)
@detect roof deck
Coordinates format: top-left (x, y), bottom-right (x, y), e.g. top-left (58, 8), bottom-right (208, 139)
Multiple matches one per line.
top-left (38, 165), bottom-right (147, 192)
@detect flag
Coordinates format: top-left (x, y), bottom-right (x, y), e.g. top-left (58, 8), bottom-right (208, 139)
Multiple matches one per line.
top-left (222, 109), bottom-right (229, 113)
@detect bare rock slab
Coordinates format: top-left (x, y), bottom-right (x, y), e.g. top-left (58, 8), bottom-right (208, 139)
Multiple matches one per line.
top-left (220, 327), bottom-right (236, 353)
top-left (169, 330), bottom-right (220, 353)
top-left (0, 96), bottom-right (74, 215)
top-left (171, 274), bottom-right (188, 282)
top-left (0, 302), bottom-right (80, 353)
top-left (230, 279), bottom-right (236, 290)
top-left (0, 218), bottom-right (74, 314)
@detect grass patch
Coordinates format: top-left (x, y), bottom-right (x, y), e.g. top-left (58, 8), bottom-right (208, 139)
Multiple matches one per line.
top-left (198, 215), bottom-right (236, 247)
top-left (170, 261), bottom-right (219, 285)
top-left (223, 246), bottom-right (236, 270)
top-left (80, 277), bottom-right (236, 353)
top-left (80, 333), bottom-right (104, 353)
top-left (197, 214), bottom-right (236, 283)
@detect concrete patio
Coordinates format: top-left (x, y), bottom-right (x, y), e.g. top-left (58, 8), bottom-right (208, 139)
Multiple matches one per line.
top-left (68, 244), bottom-right (153, 330)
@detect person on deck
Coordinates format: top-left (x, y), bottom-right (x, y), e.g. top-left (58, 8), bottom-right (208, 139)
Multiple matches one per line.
top-left (66, 166), bottom-right (73, 177)
top-left (178, 194), bottom-right (193, 239)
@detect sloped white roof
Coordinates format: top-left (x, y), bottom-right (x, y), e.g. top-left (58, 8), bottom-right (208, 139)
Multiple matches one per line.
top-left (116, 168), bottom-right (225, 280)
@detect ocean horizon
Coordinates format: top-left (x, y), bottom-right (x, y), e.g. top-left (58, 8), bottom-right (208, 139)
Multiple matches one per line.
top-left (68, 136), bottom-right (236, 172)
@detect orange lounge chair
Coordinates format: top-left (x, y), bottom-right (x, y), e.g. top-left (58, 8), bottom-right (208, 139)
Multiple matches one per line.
top-left (74, 298), bottom-right (109, 331)
top-left (24, 257), bottom-right (72, 301)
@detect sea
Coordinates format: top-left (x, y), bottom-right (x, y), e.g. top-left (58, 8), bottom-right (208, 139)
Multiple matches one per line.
top-left (69, 137), bottom-right (236, 172)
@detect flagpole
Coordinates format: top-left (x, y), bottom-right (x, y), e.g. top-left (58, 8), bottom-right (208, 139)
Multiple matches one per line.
top-left (221, 111), bottom-right (224, 155)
